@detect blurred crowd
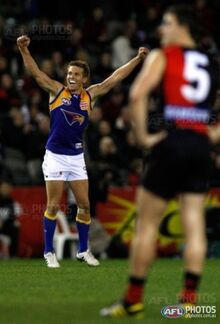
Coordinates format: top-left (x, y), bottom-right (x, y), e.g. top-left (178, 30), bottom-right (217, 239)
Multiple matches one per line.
top-left (0, 0), bottom-right (220, 192)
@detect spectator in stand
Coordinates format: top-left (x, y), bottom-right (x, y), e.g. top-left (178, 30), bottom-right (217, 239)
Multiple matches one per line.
top-left (138, 6), bottom-right (161, 36)
top-left (0, 181), bottom-right (20, 257)
top-left (114, 105), bottom-right (132, 149)
top-left (195, 0), bottom-right (214, 34)
top-left (112, 19), bottom-right (139, 69)
top-left (97, 120), bottom-right (112, 138)
top-left (2, 106), bottom-right (26, 154)
top-left (65, 27), bottom-right (84, 61)
top-left (40, 59), bottom-right (55, 78)
top-left (121, 130), bottom-right (144, 186)
top-left (83, 7), bottom-right (108, 48)
top-left (92, 52), bottom-right (113, 84)
top-left (115, 106), bottom-right (130, 132)
top-left (138, 5), bottom-right (161, 48)
top-left (0, 73), bottom-right (20, 117)
top-left (84, 106), bottom-right (103, 160)
top-left (0, 56), bottom-right (9, 76)
top-left (122, 130), bottom-right (143, 164)
top-left (97, 136), bottom-right (126, 186)
top-left (51, 51), bottom-right (65, 82)
top-left (25, 115), bottom-right (50, 184)
top-left (101, 87), bottom-right (126, 125)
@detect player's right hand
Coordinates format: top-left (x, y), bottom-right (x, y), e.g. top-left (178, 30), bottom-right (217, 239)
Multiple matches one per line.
top-left (17, 35), bottom-right (30, 48)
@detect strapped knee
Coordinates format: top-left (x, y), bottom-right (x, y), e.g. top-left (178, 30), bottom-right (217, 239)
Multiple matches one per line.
top-left (76, 208), bottom-right (91, 224)
top-left (44, 210), bottom-right (57, 220)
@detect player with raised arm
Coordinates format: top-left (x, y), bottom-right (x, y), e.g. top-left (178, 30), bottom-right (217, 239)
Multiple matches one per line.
top-left (17, 35), bottom-right (148, 268)
top-left (100, 4), bottom-right (219, 318)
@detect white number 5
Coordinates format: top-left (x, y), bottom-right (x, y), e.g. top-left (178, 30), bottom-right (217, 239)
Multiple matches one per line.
top-left (181, 52), bottom-right (210, 103)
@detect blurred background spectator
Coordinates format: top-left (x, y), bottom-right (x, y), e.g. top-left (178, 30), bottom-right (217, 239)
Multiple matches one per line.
top-left (0, 181), bottom-right (20, 258)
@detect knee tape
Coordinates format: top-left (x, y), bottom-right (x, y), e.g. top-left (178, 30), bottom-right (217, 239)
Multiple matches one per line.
top-left (76, 208), bottom-right (91, 224)
top-left (44, 210), bottom-right (57, 220)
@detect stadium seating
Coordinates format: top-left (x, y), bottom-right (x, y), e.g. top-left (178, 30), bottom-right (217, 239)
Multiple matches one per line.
top-left (3, 148), bottom-right (31, 185)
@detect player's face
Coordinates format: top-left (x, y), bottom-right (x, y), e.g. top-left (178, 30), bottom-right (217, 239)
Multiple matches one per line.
top-left (160, 13), bottom-right (185, 46)
top-left (66, 65), bottom-right (87, 92)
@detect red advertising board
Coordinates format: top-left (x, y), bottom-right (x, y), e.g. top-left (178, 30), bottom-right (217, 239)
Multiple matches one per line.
top-left (11, 186), bottom-right (220, 257)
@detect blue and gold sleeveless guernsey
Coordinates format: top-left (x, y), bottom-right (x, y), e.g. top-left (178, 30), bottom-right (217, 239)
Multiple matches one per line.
top-left (46, 87), bottom-right (92, 155)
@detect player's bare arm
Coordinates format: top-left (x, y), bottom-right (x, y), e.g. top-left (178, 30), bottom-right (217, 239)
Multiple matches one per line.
top-left (208, 124), bottom-right (220, 144)
top-left (17, 35), bottom-right (63, 99)
top-left (129, 49), bottom-right (167, 148)
top-left (87, 47), bottom-right (149, 104)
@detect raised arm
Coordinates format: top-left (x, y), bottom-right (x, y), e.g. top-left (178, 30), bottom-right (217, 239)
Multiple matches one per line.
top-left (129, 49), bottom-right (167, 148)
top-left (17, 35), bottom-right (62, 96)
top-left (87, 47), bottom-right (149, 103)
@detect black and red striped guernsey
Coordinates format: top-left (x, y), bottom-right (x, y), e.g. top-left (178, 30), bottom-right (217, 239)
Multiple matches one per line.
top-left (161, 46), bottom-right (219, 134)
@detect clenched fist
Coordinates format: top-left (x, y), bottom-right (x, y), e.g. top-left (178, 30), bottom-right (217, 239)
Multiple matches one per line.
top-left (17, 35), bottom-right (30, 49)
top-left (137, 47), bottom-right (150, 60)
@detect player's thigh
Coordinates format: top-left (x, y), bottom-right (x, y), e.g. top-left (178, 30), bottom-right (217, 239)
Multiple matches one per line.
top-left (136, 187), bottom-right (167, 234)
top-left (179, 193), bottom-right (206, 238)
top-left (69, 180), bottom-right (89, 208)
top-left (45, 180), bottom-right (65, 204)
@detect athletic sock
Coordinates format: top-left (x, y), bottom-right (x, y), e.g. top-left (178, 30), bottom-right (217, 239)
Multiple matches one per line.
top-left (43, 211), bottom-right (57, 254)
top-left (76, 220), bottom-right (90, 252)
top-left (180, 271), bottom-right (201, 304)
top-left (123, 276), bottom-right (146, 306)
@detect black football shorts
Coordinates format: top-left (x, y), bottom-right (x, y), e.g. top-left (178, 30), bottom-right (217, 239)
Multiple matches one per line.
top-left (141, 129), bottom-right (212, 200)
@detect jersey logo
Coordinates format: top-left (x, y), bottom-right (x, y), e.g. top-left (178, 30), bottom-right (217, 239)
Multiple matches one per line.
top-left (80, 101), bottom-right (89, 110)
top-left (61, 109), bottom-right (85, 126)
top-left (61, 98), bottom-right (71, 106)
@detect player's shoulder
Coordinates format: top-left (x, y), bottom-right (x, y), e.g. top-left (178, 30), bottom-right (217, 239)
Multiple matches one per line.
top-left (148, 48), bottom-right (164, 57)
top-left (145, 48), bottom-right (166, 65)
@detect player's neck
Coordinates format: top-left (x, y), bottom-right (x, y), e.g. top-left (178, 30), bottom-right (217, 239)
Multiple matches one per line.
top-left (175, 35), bottom-right (196, 48)
top-left (68, 87), bottom-right (83, 96)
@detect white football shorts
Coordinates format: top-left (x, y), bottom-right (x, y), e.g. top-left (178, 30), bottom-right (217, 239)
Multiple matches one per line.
top-left (42, 150), bottom-right (88, 181)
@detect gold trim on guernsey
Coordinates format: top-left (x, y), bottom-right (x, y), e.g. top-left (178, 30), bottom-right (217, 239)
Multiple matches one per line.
top-left (49, 88), bottom-right (92, 114)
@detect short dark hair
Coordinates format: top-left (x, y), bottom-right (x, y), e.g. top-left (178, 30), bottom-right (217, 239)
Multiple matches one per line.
top-left (165, 4), bottom-right (199, 41)
top-left (67, 60), bottom-right (90, 78)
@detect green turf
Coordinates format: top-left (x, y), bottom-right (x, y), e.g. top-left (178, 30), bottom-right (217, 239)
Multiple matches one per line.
top-left (0, 259), bottom-right (219, 323)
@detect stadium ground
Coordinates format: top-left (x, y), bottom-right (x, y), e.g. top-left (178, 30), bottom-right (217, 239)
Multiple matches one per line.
top-left (0, 259), bottom-right (219, 323)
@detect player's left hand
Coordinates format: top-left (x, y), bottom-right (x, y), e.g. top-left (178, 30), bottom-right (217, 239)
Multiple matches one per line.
top-left (138, 131), bottom-right (167, 149)
top-left (137, 47), bottom-right (150, 60)
top-left (207, 125), bottom-right (220, 145)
